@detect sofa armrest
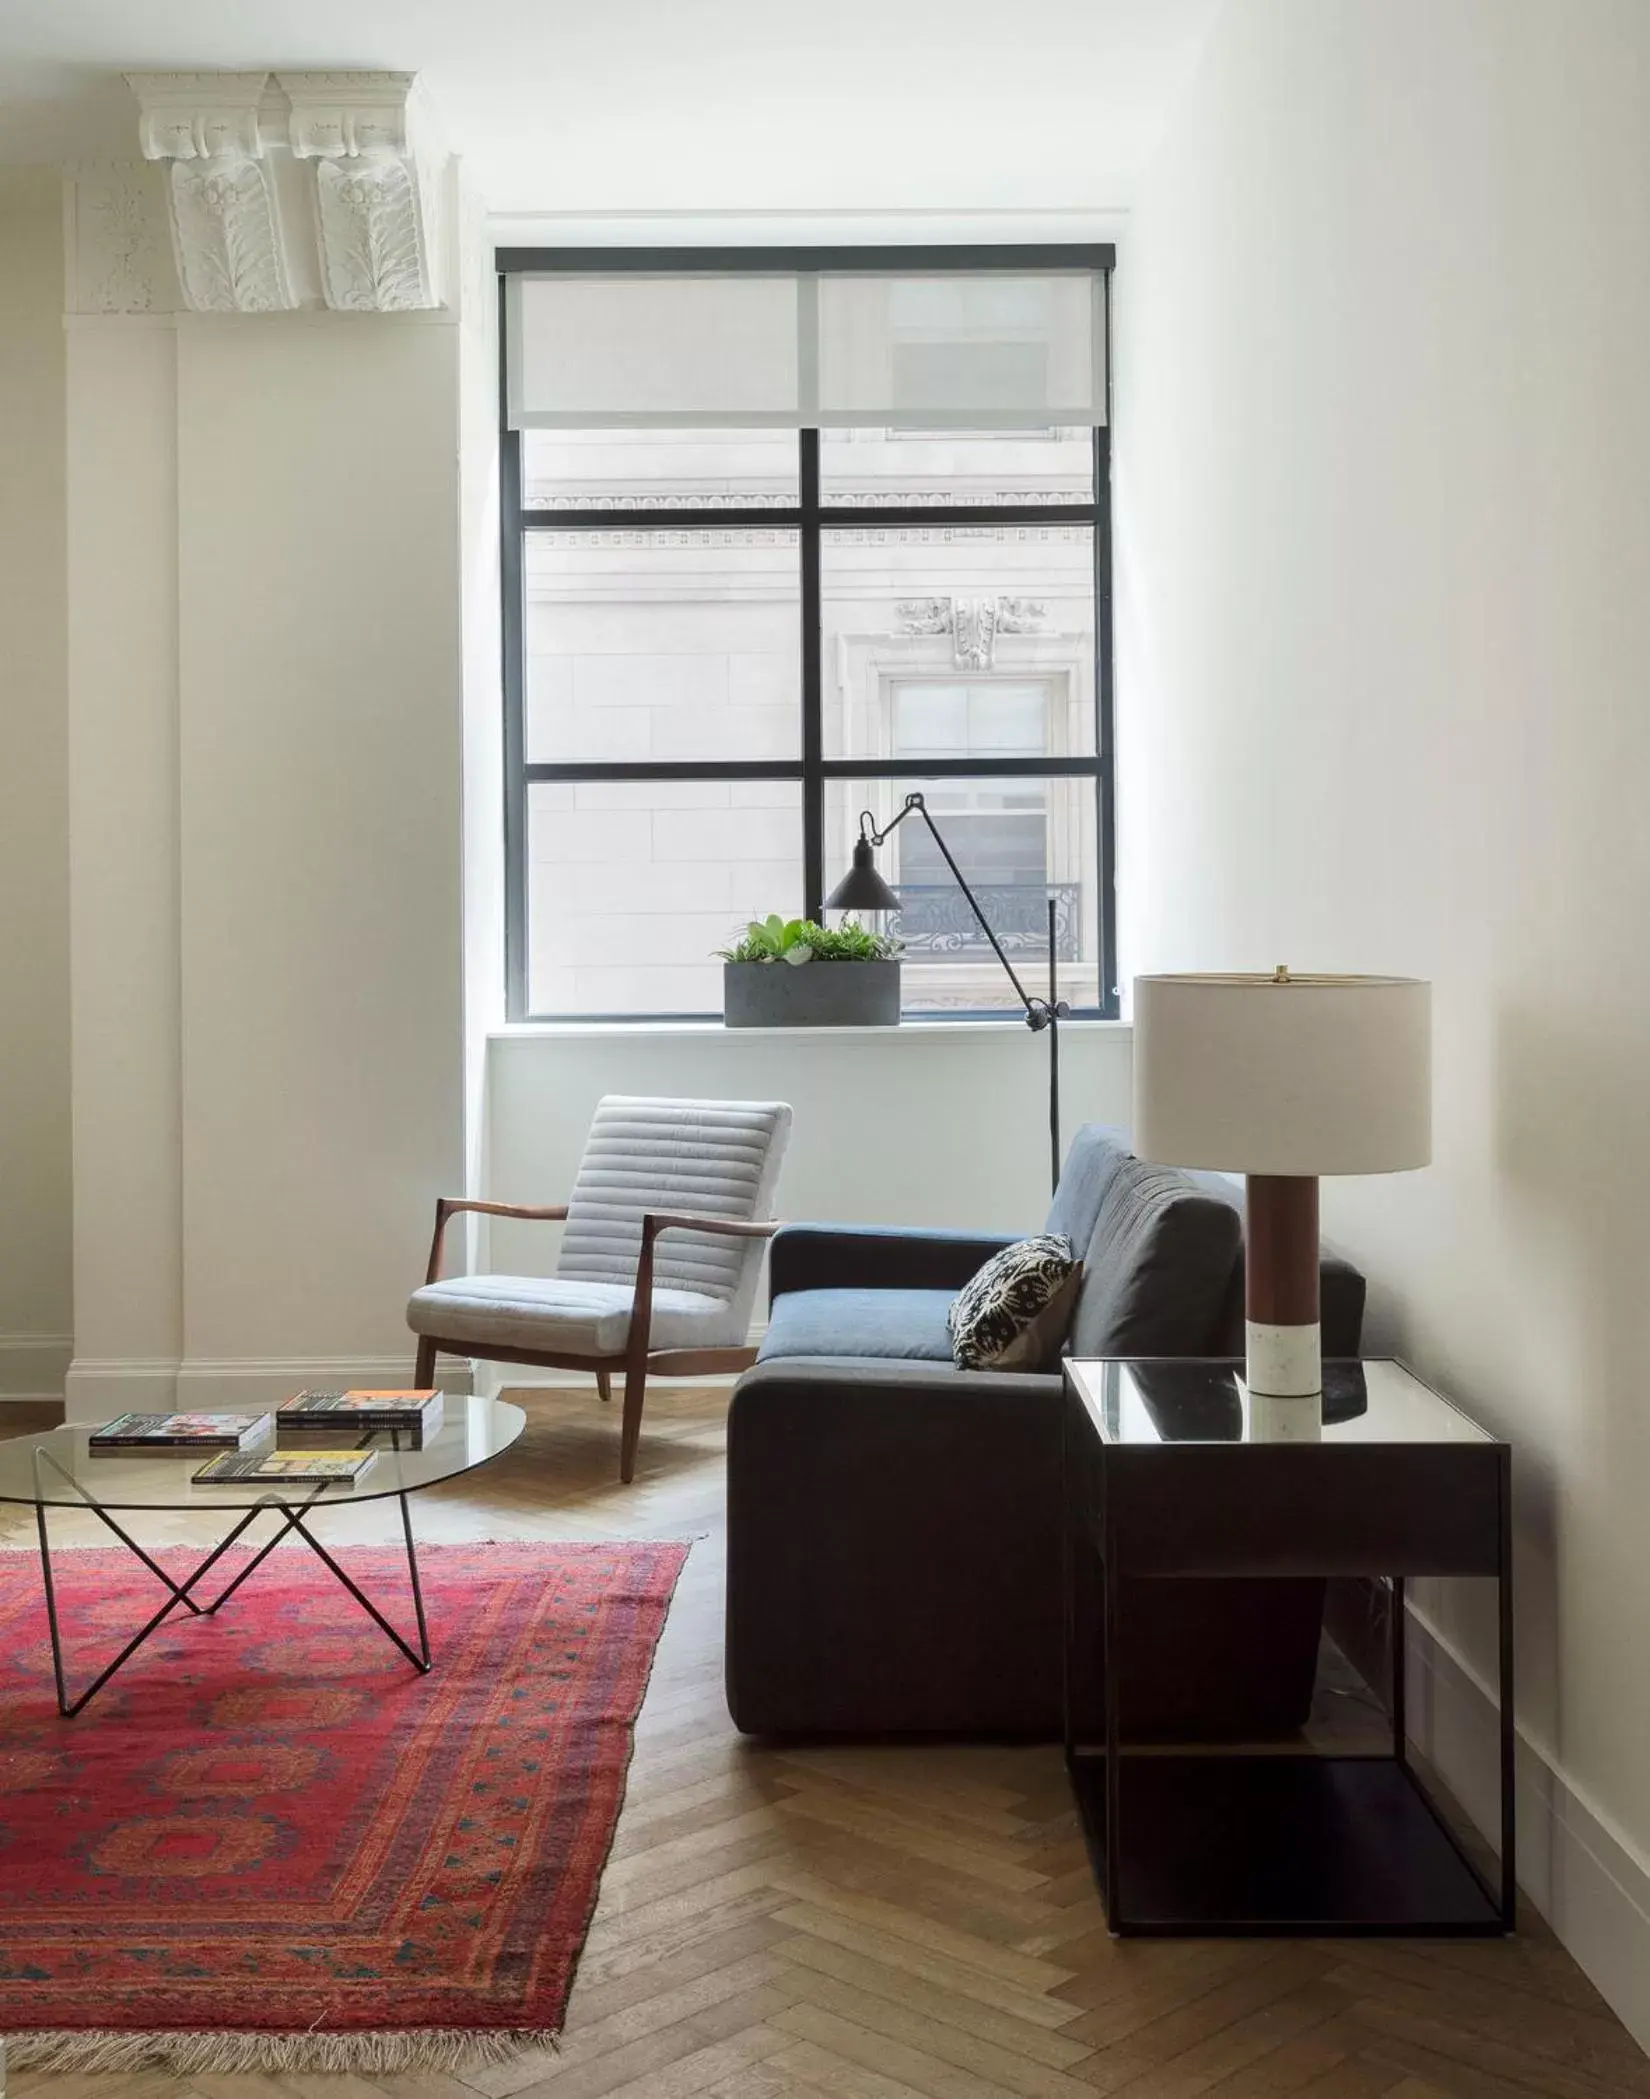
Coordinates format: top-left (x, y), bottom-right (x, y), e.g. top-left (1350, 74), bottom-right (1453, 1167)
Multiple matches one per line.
top-left (768, 1223), bottom-right (1019, 1302)
top-left (726, 1356), bottom-right (1063, 1734)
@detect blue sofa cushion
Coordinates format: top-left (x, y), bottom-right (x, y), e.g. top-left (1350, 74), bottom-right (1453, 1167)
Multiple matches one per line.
top-left (759, 1286), bottom-right (955, 1363)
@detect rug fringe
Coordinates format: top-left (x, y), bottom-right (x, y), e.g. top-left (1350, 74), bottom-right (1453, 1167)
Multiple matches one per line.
top-left (8, 2026), bottom-right (564, 2075)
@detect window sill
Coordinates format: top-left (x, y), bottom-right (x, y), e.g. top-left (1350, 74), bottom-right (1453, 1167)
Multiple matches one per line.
top-left (489, 1016), bottom-right (1131, 1041)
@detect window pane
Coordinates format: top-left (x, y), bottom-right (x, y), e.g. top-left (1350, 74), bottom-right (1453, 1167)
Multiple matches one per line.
top-left (528, 780), bottom-right (802, 1016)
top-left (524, 529), bottom-right (801, 762)
top-left (819, 428), bottom-right (1094, 507)
top-left (820, 526), bottom-right (1094, 758)
top-left (824, 776), bottom-right (1101, 1013)
top-left (522, 428), bottom-right (800, 511)
top-left (893, 680), bottom-right (1049, 758)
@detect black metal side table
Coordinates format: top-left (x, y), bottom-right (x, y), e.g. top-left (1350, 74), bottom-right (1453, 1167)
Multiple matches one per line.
top-left (1063, 1356), bottom-right (1514, 1937)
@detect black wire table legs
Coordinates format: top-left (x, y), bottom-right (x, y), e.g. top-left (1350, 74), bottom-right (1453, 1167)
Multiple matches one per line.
top-left (31, 1450), bottom-right (432, 1719)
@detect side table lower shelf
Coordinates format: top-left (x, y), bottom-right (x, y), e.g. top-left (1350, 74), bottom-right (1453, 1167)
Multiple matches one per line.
top-left (1068, 1750), bottom-right (1507, 1937)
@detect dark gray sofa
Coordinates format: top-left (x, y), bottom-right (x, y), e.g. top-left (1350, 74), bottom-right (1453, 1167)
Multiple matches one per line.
top-left (725, 1125), bottom-right (1365, 1738)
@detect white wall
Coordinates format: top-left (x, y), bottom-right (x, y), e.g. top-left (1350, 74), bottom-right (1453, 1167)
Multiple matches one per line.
top-left (172, 318), bottom-right (465, 1384)
top-left (64, 171), bottom-right (468, 1415)
top-left (484, 1022), bottom-right (1132, 1314)
top-left (1119, 0), bottom-right (1650, 2042)
top-left (65, 312), bottom-right (184, 1407)
top-left (0, 173), bottom-right (71, 1403)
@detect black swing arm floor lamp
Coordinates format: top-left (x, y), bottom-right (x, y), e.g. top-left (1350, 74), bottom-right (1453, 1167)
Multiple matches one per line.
top-left (826, 792), bottom-right (1070, 1196)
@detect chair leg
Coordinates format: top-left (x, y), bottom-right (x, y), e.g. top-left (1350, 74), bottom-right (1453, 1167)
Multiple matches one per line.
top-left (414, 1336), bottom-right (437, 1387)
top-left (619, 1361), bottom-right (647, 1483)
top-left (596, 1368), bottom-right (612, 1403)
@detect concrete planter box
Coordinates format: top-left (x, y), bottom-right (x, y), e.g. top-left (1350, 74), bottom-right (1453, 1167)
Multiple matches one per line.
top-left (723, 959), bottom-right (901, 1028)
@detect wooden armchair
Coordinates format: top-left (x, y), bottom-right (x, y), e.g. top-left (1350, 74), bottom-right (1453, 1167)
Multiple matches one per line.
top-left (407, 1096), bottom-right (791, 1481)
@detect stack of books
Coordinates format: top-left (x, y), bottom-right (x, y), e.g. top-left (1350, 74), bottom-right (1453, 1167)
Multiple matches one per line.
top-left (193, 1448), bottom-right (379, 1488)
top-left (90, 1412), bottom-right (273, 1456)
top-left (277, 1388), bottom-right (445, 1449)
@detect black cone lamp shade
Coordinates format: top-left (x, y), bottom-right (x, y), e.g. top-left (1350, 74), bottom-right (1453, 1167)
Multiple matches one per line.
top-left (826, 836), bottom-right (902, 914)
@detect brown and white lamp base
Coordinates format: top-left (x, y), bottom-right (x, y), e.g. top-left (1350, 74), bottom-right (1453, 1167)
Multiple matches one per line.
top-left (1244, 1174), bottom-right (1322, 1400)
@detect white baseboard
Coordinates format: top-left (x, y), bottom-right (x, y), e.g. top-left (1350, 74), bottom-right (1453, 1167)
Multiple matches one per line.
top-left (1406, 1599), bottom-right (1650, 2053)
top-left (64, 1356), bottom-right (180, 1418)
top-left (0, 1332), bottom-right (72, 1403)
top-left (65, 1355), bottom-right (474, 1419)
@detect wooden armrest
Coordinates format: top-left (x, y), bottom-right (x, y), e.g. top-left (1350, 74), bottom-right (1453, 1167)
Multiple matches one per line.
top-left (625, 1213), bottom-right (780, 1368)
top-left (642, 1212), bottom-right (781, 1243)
top-left (423, 1196), bottom-right (569, 1285)
top-left (438, 1198), bottom-right (569, 1224)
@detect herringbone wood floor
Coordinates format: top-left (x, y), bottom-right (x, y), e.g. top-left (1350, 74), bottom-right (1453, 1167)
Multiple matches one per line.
top-left (3, 1385), bottom-right (1646, 2099)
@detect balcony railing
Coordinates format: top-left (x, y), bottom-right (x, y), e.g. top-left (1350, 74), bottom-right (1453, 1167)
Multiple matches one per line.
top-left (890, 882), bottom-right (1082, 961)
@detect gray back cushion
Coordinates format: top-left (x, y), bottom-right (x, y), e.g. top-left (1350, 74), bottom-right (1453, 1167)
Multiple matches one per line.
top-left (1069, 1152), bottom-right (1244, 1358)
top-left (1044, 1124), bottom-right (1131, 1252)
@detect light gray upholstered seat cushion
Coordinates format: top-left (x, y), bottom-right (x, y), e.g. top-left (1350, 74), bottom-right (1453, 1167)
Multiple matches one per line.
top-left (406, 1274), bottom-right (732, 1357)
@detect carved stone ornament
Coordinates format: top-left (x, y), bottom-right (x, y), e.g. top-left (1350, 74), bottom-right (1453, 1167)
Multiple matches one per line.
top-left (279, 72), bottom-right (439, 312)
top-left (895, 595), bottom-right (1049, 670)
top-left (127, 73), bottom-right (296, 314)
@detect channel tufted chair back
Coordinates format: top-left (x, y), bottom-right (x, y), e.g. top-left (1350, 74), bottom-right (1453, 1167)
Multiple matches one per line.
top-left (558, 1097), bottom-right (791, 1336)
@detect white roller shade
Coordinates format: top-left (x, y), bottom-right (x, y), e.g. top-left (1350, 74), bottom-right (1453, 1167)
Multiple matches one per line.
top-left (510, 275), bottom-right (802, 425)
top-left (507, 268), bottom-right (1106, 430)
top-left (815, 274), bottom-right (1102, 426)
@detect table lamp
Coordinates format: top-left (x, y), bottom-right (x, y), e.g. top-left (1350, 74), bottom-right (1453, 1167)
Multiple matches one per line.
top-left (1132, 970), bottom-right (1431, 1401)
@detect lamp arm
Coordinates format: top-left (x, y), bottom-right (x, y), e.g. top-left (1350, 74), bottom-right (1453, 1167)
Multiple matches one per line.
top-left (861, 795), bottom-right (1046, 1022)
top-left (857, 795), bottom-right (1069, 1197)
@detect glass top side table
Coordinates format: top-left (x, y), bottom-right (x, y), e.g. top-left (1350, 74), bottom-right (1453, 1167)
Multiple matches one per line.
top-left (1063, 1356), bottom-right (1513, 1937)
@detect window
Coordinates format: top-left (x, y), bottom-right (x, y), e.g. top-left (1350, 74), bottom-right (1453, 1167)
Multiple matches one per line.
top-left (501, 248), bottom-right (1115, 1021)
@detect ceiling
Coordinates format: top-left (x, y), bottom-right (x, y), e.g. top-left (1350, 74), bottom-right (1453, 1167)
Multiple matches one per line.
top-left (0, 0), bottom-right (1223, 218)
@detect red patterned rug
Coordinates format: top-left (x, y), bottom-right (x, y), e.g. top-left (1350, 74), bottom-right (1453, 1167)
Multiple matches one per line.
top-left (0, 1539), bottom-right (686, 2073)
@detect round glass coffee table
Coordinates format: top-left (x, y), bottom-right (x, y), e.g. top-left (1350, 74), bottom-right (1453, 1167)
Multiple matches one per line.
top-left (0, 1396), bottom-right (527, 1717)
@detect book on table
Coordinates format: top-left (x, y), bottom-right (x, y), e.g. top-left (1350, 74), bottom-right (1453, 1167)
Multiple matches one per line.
top-left (90, 1412), bottom-right (274, 1454)
top-left (192, 1448), bottom-right (379, 1487)
top-left (277, 1388), bottom-right (444, 1446)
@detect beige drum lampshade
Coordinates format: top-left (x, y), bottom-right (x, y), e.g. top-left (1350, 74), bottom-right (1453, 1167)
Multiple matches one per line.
top-left (1132, 973), bottom-right (1431, 1177)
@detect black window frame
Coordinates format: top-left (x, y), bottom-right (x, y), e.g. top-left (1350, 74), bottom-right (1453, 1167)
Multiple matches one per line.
top-left (498, 243), bottom-right (1118, 1024)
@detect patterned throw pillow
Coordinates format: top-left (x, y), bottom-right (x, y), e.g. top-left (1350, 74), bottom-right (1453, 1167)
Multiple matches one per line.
top-left (947, 1234), bottom-right (1083, 1372)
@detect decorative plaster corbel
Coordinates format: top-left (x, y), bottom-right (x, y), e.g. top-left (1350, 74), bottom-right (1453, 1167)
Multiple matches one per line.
top-left (278, 72), bottom-right (441, 313)
top-left (126, 72), bottom-right (296, 314)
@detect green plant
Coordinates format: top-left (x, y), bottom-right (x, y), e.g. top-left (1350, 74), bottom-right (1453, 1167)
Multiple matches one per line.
top-left (717, 914), bottom-right (901, 965)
